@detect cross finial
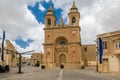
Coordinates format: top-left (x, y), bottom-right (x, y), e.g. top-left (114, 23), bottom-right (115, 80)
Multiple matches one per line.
top-left (73, 1), bottom-right (75, 5)
top-left (49, 3), bottom-right (53, 11)
top-left (72, 1), bottom-right (76, 8)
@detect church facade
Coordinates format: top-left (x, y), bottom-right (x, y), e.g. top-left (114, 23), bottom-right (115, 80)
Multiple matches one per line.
top-left (43, 2), bottom-right (83, 68)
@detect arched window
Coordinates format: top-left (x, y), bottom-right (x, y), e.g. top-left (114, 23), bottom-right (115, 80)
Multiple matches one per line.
top-left (48, 19), bottom-right (51, 25)
top-left (60, 41), bottom-right (66, 45)
top-left (72, 17), bottom-right (76, 24)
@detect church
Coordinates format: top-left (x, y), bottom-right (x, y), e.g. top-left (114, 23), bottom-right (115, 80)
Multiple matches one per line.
top-left (43, 2), bottom-right (83, 68)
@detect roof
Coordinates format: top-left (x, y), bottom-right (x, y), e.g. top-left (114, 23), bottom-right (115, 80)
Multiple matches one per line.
top-left (97, 30), bottom-right (120, 38)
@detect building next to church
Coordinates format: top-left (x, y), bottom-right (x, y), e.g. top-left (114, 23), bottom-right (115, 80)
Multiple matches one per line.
top-left (0, 40), bottom-right (19, 67)
top-left (30, 52), bottom-right (43, 66)
top-left (0, 43), bottom-right (2, 65)
top-left (82, 44), bottom-right (96, 67)
top-left (97, 30), bottom-right (120, 73)
top-left (43, 2), bottom-right (83, 68)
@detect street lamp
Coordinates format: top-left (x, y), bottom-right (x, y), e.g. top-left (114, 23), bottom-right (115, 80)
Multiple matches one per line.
top-left (18, 50), bottom-right (34, 74)
top-left (4, 49), bottom-right (34, 74)
top-left (18, 54), bottom-right (22, 73)
top-left (94, 40), bottom-right (99, 72)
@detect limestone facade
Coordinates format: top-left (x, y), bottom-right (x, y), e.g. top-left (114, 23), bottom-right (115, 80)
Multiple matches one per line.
top-left (43, 2), bottom-right (82, 68)
top-left (30, 53), bottom-right (43, 66)
top-left (5, 40), bottom-right (19, 67)
top-left (82, 44), bottom-right (96, 67)
top-left (0, 43), bottom-right (2, 65)
top-left (22, 57), bottom-right (29, 64)
top-left (0, 40), bottom-right (19, 67)
top-left (97, 30), bottom-right (120, 73)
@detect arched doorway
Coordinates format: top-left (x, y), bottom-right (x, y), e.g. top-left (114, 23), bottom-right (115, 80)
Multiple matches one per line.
top-left (59, 54), bottom-right (66, 64)
top-left (54, 36), bottom-right (68, 66)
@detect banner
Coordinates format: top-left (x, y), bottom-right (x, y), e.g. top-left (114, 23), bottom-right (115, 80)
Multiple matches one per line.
top-left (98, 37), bottom-right (103, 64)
top-left (1, 31), bottom-right (5, 62)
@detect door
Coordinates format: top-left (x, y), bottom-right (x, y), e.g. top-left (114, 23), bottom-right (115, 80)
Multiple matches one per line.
top-left (59, 54), bottom-right (66, 64)
top-left (103, 58), bottom-right (109, 72)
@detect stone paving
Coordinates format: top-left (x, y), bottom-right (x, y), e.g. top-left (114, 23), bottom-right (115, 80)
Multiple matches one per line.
top-left (0, 66), bottom-right (120, 80)
top-left (68, 67), bottom-right (120, 80)
top-left (0, 66), bottom-right (59, 80)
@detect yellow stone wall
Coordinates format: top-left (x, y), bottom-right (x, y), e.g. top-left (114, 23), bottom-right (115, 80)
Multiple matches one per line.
top-left (97, 30), bottom-right (120, 73)
top-left (43, 2), bottom-right (82, 69)
top-left (30, 53), bottom-right (43, 66)
top-left (0, 40), bottom-right (19, 67)
top-left (82, 44), bottom-right (96, 67)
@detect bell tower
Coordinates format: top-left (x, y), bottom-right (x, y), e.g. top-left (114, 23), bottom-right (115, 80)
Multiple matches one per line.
top-left (68, 1), bottom-right (80, 26)
top-left (45, 4), bottom-right (56, 27)
top-left (43, 2), bottom-right (83, 69)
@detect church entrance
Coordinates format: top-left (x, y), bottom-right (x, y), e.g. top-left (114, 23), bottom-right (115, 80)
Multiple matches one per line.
top-left (55, 36), bottom-right (68, 66)
top-left (59, 54), bottom-right (66, 64)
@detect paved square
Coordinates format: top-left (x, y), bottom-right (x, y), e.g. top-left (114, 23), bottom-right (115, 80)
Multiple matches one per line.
top-left (0, 66), bottom-right (120, 80)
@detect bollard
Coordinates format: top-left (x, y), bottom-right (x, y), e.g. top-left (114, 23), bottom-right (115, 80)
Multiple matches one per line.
top-left (41, 65), bottom-right (45, 69)
top-left (60, 64), bottom-right (64, 69)
top-left (5, 65), bottom-right (10, 72)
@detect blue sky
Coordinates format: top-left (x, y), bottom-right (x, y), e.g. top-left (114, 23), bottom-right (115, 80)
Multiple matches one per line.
top-left (1, 0), bottom-right (120, 53)
top-left (15, 37), bottom-right (33, 48)
top-left (28, 1), bottom-right (63, 24)
top-left (15, 0), bottom-right (63, 49)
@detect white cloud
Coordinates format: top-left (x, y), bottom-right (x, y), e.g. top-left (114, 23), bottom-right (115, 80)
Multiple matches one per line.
top-left (0, 0), bottom-right (120, 56)
top-left (51, 0), bottom-right (120, 44)
top-left (11, 23), bottom-right (44, 56)
top-left (93, 0), bottom-right (120, 32)
top-left (81, 15), bottom-right (98, 44)
top-left (45, 0), bottom-right (50, 3)
top-left (0, 0), bottom-right (44, 54)
top-left (25, 8), bottom-right (38, 24)
top-left (39, 4), bottom-right (46, 11)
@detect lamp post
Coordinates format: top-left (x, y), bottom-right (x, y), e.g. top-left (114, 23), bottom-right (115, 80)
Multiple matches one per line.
top-left (96, 48), bottom-right (99, 72)
top-left (4, 49), bottom-right (34, 74)
top-left (94, 40), bottom-right (99, 72)
top-left (18, 54), bottom-right (22, 73)
top-left (18, 50), bottom-right (34, 74)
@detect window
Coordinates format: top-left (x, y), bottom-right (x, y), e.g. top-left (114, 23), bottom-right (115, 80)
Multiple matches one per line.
top-left (48, 35), bottom-right (50, 38)
top-left (48, 52), bottom-right (50, 54)
top-left (54, 20), bottom-right (56, 26)
top-left (48, 19), bottom-right (51, 25)
top-left (72, 17), bottom-right (76, 24)
top-left (115, 41), bottom-right (120, 49)
top-left (103, 41), bottom-right (107, 49)
top-left (84, 47), bottom-right (87, 52)
top-left (0, 48), bottom-right (2, 53)
top-left (115, 42), bottom-right (118, 48)
top-left (103, 58), bottom-right (108, 61)
top-left (73, 51), bottom-right (75, 53)
top-left (60, 41), bottom-right (66, 45)
top-left (119, 42), bottom-right (120, 48)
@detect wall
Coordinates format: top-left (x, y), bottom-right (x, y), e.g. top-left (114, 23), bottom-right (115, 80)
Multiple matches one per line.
top-left (82, 44), bottom-right (96, 67)
top-left (88, 61), bottom-right (96, 67)
top-left (109, 56), bottom-right (119, 72)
